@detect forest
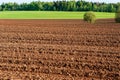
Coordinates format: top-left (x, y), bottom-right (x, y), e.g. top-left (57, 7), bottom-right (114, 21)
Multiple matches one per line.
top-left (0, 0), bottom-right (120, 12)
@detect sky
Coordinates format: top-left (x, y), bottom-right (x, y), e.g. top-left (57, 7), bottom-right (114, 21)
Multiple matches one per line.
top-left (0, 0), bottom-right (119, 4)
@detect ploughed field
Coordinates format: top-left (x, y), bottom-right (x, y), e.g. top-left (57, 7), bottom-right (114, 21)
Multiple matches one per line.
top-left (0, 19), bottom-right (119, 80)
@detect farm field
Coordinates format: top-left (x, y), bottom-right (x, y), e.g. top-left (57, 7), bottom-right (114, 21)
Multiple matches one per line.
top-left (0, 19), bottom-right (119, 80)
top-left (0, 11), bottom-right (115, 19)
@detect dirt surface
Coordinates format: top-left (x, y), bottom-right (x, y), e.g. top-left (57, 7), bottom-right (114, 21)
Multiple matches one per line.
top-left (0, 19), bottom-right (119, 80)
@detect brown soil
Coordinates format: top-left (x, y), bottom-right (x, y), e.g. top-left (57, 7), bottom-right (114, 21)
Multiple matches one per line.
top-left (0, 19), bottom-right (119, 80)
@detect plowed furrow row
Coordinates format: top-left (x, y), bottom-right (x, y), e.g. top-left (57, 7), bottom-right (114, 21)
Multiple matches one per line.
top-left (0, 57), bottom-right (119, 73)
top-left (0, 63), bottom-right (119, 79)
top-left (0, 39), bottom-right (119, 47)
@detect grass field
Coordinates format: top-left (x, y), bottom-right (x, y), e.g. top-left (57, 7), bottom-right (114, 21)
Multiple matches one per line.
top-left (0, 11), bottom-right (115, 19)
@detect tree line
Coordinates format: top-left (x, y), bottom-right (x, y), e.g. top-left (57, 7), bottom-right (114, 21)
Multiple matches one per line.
top-left (0, 0), bottom-right (120, 12)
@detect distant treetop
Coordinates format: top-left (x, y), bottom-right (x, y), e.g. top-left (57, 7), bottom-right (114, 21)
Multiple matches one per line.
top-left (0, 0), bottom-right (120, 12)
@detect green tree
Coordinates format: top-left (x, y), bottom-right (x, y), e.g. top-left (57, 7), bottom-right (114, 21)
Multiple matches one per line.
top-left (115, 8), bottom-right (120, 23)
top-left (0, 0), bottom-right (118, 12)
top-left (0, 6), bottom-right (2, 11)
top-left (84, 11), bottom-right (96, 23)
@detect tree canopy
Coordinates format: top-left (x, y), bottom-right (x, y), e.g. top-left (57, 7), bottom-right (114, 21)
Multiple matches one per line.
top-left (0, 0), bottom-right (120, 12)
